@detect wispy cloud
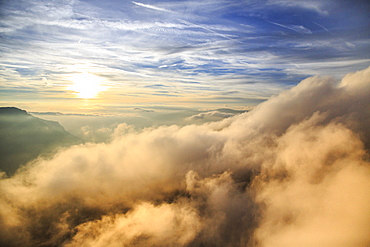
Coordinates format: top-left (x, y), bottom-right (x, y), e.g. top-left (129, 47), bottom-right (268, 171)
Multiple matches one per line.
top-left (266, 20), bottom-right (312, 34)
top-left (132, 1), bottom-right (176, 13)
top-left (267, 0), bottom-right (329, 15)
top-left (0, 0), bottom-right (369, 111)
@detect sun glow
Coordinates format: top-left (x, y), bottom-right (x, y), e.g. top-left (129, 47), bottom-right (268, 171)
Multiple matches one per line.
top-left (68, 72), bottom-right (105, 99)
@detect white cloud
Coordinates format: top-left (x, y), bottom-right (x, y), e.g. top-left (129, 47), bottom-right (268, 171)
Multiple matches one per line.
top-left (267, 0), bottom-right (329, 15)
top-left (267, 20), bottom-right (312, 34)
top-left (132, 1), bottom-right (175, 13)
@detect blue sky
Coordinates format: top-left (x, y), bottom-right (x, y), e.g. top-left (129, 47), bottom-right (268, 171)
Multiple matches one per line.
top-left (0, 0), bottom-right (369, 114)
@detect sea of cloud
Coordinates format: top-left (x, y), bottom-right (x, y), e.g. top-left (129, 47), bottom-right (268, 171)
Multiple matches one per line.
top-left (1, 67), bottom-right (369, 246)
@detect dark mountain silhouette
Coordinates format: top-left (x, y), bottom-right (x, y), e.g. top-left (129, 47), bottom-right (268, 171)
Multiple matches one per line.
top-left (0, 107), bottom-right (81, 176)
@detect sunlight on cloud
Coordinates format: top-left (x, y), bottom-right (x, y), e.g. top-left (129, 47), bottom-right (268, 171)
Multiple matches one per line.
top-left (0, 67), bottom-right (369, 246)
top-left (68, 72), bottom-right (106, 99)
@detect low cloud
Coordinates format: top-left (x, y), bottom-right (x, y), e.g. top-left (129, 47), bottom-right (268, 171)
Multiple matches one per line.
top-left (1, 67), bottom-right (370, 246)
top-left (67, 202), bottom-right (201, 247)
top-left (186, 110), bottom-right (236, 121)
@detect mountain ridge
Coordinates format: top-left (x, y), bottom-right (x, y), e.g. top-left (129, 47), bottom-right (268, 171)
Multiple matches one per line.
top-left (0, 107), bottom-right (81, 176)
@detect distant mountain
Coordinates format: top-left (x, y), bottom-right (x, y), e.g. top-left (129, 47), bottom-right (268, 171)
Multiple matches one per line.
top-left (0, 107), bottom-right (81, 176)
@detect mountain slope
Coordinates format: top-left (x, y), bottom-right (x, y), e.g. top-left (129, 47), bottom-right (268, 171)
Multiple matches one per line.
top-left (0, 107), bottom-right (80, 176)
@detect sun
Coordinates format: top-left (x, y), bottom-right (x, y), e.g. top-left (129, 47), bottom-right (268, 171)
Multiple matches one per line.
top-left (68, 72), bottom-right (105, 99)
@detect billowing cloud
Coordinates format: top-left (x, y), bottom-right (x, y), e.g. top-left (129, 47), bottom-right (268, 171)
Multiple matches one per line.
top-left (67, 202), bottom-right (201, 247)
top-left (0, 67), bottom-right (370, 246)
top-left (253, 114), bottom-right (370, 247)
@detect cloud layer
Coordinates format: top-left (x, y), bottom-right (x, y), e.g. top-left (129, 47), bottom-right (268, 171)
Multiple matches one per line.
top-left (1, 67), bottom-right (370, 246)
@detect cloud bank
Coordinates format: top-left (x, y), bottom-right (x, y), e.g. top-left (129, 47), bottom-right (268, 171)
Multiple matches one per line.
top-left (1, 67), bottom-right (370, 246)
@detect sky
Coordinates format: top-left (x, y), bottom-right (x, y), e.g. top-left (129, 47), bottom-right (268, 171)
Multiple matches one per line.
top-left (0, 0), bottom-right (369, 116)
top-left (1, 1), bottom-right (370, 245)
